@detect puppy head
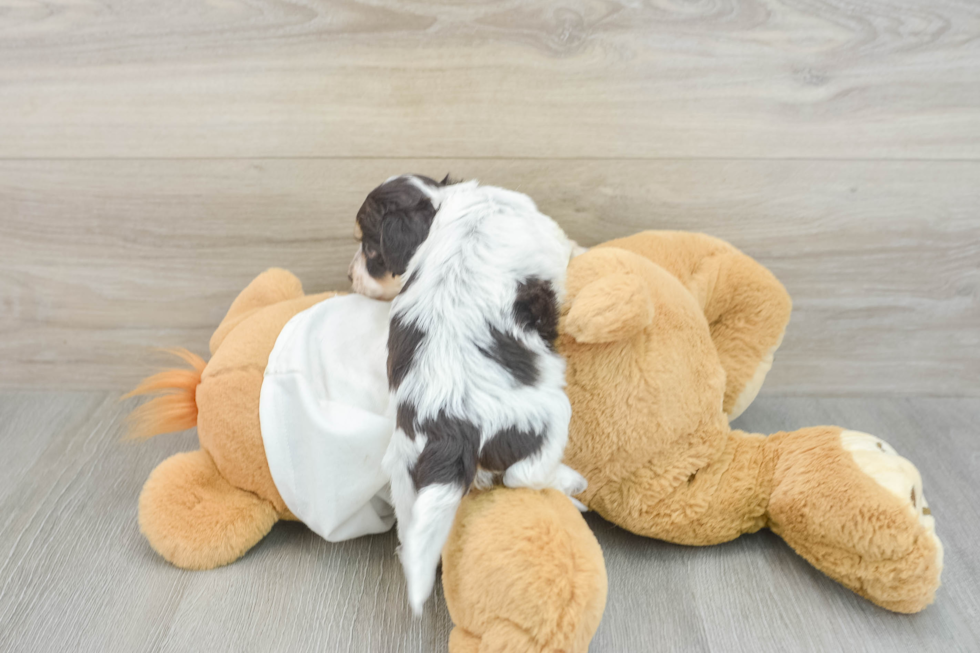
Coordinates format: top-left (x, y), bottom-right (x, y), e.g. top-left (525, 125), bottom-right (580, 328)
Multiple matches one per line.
top-left (349, 174), bottom-right (454, 300)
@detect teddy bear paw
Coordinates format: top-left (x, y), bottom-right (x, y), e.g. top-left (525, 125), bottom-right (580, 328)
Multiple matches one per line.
top-left (840, 430), bottom-right (943, 572)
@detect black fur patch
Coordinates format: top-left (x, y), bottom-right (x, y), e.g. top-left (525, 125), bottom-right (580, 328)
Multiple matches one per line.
top-left (354, 174), bottom-right (454, 279)
top-left (480, 326), bottom-right (539, 386)
top-left (379, 206), bottom-right (434, 276)
top-left (479, 426), bottom-right (545, 473)
top-left (398, 265), bottom-right (419, 295)
top-left (410, 411), bottom-right (481, 491)
top-left (387, 315), bottom-right (425, 390)
top-left (396, 402), bottom-right (418, 441)
top-left (513, 277), bottom-right (559, 348)
top-left (354, 196), bottom-right (390, 279)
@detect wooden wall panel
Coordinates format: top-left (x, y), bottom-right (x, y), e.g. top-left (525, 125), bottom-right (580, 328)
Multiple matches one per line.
top-left (0, 0), bottom-right (978, 159)
top-left (2, 159), bottom-right (977, 394)
top-left (1, 0), bottom-right (977, 392)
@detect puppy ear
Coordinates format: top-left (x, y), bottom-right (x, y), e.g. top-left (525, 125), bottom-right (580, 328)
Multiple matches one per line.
top-left (564, 273), bottom-right (654, 344)
top-left (380, 211), bottom-right (432, 276)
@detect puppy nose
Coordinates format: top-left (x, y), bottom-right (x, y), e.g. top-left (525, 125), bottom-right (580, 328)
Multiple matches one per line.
top-left (347, 272), bottom-right (353, 282)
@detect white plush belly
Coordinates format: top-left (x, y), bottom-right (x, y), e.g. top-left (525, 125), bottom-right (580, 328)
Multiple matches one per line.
top-left (260, 293), bottom-right (396, 542)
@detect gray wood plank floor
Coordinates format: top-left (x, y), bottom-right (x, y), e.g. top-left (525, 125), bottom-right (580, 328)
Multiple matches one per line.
top-left (0, 393), bottom-right (976, 652)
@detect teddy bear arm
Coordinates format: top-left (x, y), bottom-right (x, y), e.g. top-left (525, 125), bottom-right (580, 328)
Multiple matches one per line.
top-left (563, 271), bottom-right (654, 344)
top-left (442, 488), bottom-right (607, 653)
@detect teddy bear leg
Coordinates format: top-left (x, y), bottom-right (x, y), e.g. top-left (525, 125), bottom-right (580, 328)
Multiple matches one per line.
top-left (690, 249), bottom-right (792, 420)
top-left (139, 449), bottom-right (279, 570)
top-left (766, 426), bottom-right (943, 613)
top-left (595, 231), bottom-right (791, 420)
top-left (588, 429), bottom-right (773, 546)
top-left (441, 488), bottom-right (607, 653)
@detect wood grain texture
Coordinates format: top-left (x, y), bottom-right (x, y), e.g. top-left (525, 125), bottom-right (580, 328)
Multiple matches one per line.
top-left (0, 0), bottom-right (978, 159)
top-left (2, 158), bottom-right (977, 394)
top-left (0, 392), bottom-right (454, 653)
top-left (1, 393), bottom-right (977, 652)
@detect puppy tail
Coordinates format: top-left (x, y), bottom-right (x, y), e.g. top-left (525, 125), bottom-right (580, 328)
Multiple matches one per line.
top-left (121, 348), bottom-right (206, 440)
top-left (401, 482), bottom-right (466, 616)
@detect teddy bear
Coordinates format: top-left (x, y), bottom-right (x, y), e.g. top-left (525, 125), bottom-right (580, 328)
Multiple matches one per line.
top-left (128, 230), bottom-right (942, 652)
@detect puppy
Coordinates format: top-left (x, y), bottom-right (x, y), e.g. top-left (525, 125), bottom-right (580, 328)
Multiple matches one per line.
top-left (351, 174), bottom-right (587, 614)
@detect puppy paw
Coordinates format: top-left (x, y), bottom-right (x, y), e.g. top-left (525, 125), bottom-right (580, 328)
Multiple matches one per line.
top-left (473, 468), bottom-right (495, 491)
top-left (556, 464), bottom-right (588, 498)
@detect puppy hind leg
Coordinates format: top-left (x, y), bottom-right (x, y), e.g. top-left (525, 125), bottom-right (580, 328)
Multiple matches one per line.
top-left (555, 464), bottom-right (589, 510)
top-left (389, 463), bottom-right (417, 549)
top-left (502, 420), bottom-right (587, 499)
top-left (473, 467), bottom-right (495, 490)
top-left (382, 429), bottom-right (421, 547)
top-left (503, 455), bottom-right (586, 496)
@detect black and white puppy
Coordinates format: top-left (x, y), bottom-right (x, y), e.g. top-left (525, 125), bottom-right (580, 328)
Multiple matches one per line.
top-left (351, 175), bottom-right (587, 614)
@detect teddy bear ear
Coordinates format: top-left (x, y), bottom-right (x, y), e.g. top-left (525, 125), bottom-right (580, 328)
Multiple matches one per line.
top-left (563, 273), bottom-right (655, 344)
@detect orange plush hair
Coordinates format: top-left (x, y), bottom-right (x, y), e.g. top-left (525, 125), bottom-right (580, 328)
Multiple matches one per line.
top-left (123, 348), bottom-right (206, 440)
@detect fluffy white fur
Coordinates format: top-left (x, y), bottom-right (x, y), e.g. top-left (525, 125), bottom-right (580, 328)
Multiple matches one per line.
top-left (381, 179), bottom-right (587, 615)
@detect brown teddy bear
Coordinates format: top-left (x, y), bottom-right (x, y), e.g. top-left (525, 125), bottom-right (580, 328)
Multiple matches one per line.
top-left (128, 230), bottom-right (942, 652)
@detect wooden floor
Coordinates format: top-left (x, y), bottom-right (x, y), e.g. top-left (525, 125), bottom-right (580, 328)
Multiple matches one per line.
top-left (0, 393), bottom-right (977, 652)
